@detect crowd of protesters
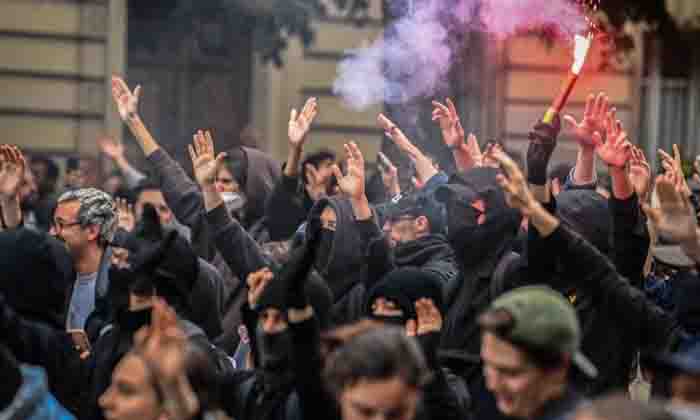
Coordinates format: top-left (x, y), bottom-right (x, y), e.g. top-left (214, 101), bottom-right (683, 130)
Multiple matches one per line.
top-left (1, 75), bottom-right (700, 420)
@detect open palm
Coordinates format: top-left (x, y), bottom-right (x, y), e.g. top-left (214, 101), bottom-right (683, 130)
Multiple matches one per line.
top-left (288, 97), bottom-right (318, 148)
top-left (188, 130), bottom-right (226, 188)
top-left (564, 92), bottom-right (609, 148)
top-left (0, 145), bottom-right (25, 199)
top-left (432, 98), bottom-right (464, 148)
top-left (111, 76), bottom-right (141, 121)
top-left (333, 142), bottom-right (365, 200)
top-left (596, 111), bottom-right (631, 168)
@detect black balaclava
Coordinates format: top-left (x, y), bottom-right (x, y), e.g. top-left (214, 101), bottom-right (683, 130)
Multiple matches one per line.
top-left (314, 229), bottom-right (334, 271)
top-left (365, 267), bottom-right (444, 325)
top-left (0, 228), bottom-right (74, 328)
top-left (436, 167), bottom-right (521, 271)
top-left (556, 189), bottom-right (611, 256)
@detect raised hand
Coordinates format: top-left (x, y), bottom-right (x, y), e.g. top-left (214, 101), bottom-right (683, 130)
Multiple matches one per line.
top-left (414, 298), bottom-right (442, 336)
top-left (432, 98), bottom-right (464, 149)
top-left (111, 76), bottom-right (141, 122)
top-left (98, 136), bottom-right (125, 162)
top-left (378, 152), bottom-right (400, 197)
top-left (595, 109), bottom-right (632, 168)
top-left (288, 97), bottom-right (318, 149)
top-left (629, 147), bottom-right (651, 201)
top-left (482, 142), bottom-right (504, 169)
top-left (493, 151), bottom-right (538, 216)
top-left (332, 142), bottom-right (366, 201)
top-left (659, 145), bottom-right (691, 197)
top-left (188, 130), bottom-right (227, 189)
top-left (643, 173), bottom-right (698, 245)
top-left (564, 92), bottom-right (609, 148)
top-left (246, 267), bottom-right (274, 309)
top-left (134, 299), bottom-right (199, 420)
top-left (116, 197), bottom-right (135, 232)
top-left (0, 145), bottom-right (26, 200)
top-left (378, 114), bottom-right (437, 183)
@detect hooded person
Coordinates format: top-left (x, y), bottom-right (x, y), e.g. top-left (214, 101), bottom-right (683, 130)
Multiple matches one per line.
top-left (217, 226), bottom-right (335, 420)
top-left (0, 217), bottom-right (224, 420)
top-left (434, 167), bottom-right (522, 353)
top-left (227, 146), bottom-right (282, 238)
top-left (304, 195), bottom-right (369, 324)
top-left (0, 228), bottom-right (74, 329)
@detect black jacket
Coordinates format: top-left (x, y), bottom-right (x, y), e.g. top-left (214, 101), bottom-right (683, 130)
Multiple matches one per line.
top-left (265, 173), bottom-right (316, 242)
top-left (535, 225), bottom-right (684, 354)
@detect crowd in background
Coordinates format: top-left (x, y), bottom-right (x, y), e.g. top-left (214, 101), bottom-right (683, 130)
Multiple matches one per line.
top-left (1, 76), bottom-right (700, 420)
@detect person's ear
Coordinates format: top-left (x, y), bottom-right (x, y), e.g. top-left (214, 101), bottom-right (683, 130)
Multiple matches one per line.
top-left (85, 224), bottom-right (100, 242)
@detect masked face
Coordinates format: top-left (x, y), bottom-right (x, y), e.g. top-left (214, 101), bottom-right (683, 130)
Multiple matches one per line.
top-left (255, 322), bottom-right (292, 371)
top-left (314, 229), bottom-right (335, 272)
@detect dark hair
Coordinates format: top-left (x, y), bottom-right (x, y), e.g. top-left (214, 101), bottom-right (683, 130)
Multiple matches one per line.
top-left (576, 394), bottom-right (674, 420)
top-left (66, 157), bottom-right (80, 172)
top-left (301, 149), bottom-right (336, 186)
top-left (31, 156), bottom-right (59, 180)
top-left (478, 308), bottom-right (566, 369)
top-left (323, 326), bottom-right (430, 397)
top-left (548, 162), bottom-right (573, 184)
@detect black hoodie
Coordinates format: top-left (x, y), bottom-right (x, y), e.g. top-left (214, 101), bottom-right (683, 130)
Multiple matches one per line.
top-left (306, 196), bottom-right (369, 324)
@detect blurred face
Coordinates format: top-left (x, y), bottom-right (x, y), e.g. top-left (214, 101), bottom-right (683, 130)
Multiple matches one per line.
top-left (671, 373), bottom-right (700, 407)
top-left (339, 376), bottom-right (420, 420)
top-left (65, 169), bottom-right (86, 189)
top-left (215, 167), bottom-right (240, 193)
top-left (30, 161), bottom-right (48, 186)
top-left (99, 355), bottom-right (163, 420)
top-left (259, 307), bottom-right (288, 334)
top-left (136, 190), bottom-right (174, 227)
top-left (389, 215), bottom-right (429, 246)
top-left (481, 332), bottom-right (564, 419)
top-left (53, 200), bottom-right (98, 256)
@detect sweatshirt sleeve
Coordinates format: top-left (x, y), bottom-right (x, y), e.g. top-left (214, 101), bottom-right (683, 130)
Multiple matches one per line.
top-left (205, 204), bottom-right (269, 283)
top-left (540, 225), bottom-right (681, 352)
top-left (609, 193), bottom-right (650, 288)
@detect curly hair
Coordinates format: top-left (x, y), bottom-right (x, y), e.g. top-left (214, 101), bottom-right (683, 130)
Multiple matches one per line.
top-left (58, 188), bottom-right (117, 246)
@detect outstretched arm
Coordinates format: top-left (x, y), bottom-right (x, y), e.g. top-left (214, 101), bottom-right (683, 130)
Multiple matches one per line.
top-left (0, 145), bottom-right (25, 230)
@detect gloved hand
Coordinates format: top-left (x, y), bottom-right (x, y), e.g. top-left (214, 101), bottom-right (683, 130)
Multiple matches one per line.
top-left (527, 115), bottom-right (561, 185)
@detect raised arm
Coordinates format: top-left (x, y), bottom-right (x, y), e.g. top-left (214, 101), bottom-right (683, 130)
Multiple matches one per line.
top-left (378, 113), bottom-right (438, 186)
top-left (563, 93), bottom-right (609, 188)
top-left (0, 145), bottom-right (25, 230)
top-left (432, 98), bottom-right (481, 172)
top-left (494, 151), bottom-right (681, 352)
top-left (98, 136), bottom-right (146, 189)
top-left (111, 76), bottom-right (217, 259)
top-left (188, 131), bottom-right (268, 281)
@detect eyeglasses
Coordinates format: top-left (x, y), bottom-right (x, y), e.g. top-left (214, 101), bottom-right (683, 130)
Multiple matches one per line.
top-left (53, 219), bottom-right (81, 231)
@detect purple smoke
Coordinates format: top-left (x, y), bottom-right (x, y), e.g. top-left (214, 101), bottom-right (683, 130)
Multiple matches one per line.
top-left (333, 0), bottom-right (586, 110)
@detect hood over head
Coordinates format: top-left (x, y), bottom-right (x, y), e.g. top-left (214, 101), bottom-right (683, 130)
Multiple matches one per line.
top-left (236, 146), bottom-right (281, 228)
top-left (555, 189), bottom-right (611, 256)
top-left (435, 167), bottom-right (520, 271)
top-left (307, 195), bottom-right (367, 299)
top-left (0, 228), bottom-right (74, 328)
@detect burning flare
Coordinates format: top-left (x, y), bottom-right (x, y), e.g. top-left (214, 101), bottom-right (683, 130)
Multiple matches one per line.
top-left (543, 33), bottom-right (593, 124)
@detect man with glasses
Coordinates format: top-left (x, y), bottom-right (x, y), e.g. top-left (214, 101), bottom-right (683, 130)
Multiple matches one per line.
top-left (52, 188), bottom-right (117, 332)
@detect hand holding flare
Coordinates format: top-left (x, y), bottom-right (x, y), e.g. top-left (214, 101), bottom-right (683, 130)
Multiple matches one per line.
top-left (543, 33), bottom-right (594, 124)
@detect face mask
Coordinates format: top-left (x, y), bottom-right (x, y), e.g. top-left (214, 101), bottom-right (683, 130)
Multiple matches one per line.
top-left (222, 192), bottom-right (247, 217)
top-left (371, 314), bottom-right (407, 327)
top-left (255, 324), bottom-right (292, 371)
top-left (314, 229), bottom-right (334, 272)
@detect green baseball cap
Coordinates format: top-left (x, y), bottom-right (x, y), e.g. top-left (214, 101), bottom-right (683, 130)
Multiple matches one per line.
top-left (488, 285), bottom-right (598, 378)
